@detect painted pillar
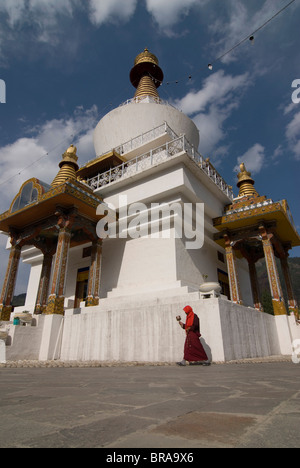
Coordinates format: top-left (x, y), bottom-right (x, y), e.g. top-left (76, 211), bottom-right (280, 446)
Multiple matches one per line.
top-left (280, 254), bottom-right (299, 319)
top-left (248, 260), bottom-right (262, 310)
top-left (35, 253), bottom-right (53, 315)
top-left (0, 242), bottom-right (22, 321)
top-left (224, 235), bottom-right (243, 304)
top-left (46, 228), bottom-right (71, 316)
top-left (86, 239), bottom-right (102, 307)
top-left (259, 226), bottom-right (287, 316)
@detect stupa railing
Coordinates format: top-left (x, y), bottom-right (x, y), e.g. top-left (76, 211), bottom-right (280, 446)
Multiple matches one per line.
top-left (114, 121), bottom-right (178, 156)
top-left (87, 135), bottom-right (233, 200)
top-left (119, 96), bottom-right (172, 106)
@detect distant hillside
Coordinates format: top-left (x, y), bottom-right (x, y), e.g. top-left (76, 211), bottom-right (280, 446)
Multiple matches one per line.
top-left (256, 257), bottom-right (300, 315)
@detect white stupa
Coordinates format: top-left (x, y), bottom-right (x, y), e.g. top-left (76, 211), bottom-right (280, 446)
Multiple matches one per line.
top-left (2, 48), bottom-right (298, 364)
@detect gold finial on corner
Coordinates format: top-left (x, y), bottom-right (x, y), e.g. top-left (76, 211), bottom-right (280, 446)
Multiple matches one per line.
top-left (237, 162), bottom-right (259, 198)
top-left (66, 144), bottom-right (77, 155)
top-left (62, 144), bottom-right (78, 161)
top-left (51, 144), bottom-right (79, 187)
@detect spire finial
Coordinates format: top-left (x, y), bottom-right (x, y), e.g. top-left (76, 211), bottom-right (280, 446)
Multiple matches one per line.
top-left (130, 48), bottom-right (164, 101)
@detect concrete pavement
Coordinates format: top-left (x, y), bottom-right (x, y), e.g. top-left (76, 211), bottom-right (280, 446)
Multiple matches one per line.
top-left (0, 359), bottom-right (299, 448)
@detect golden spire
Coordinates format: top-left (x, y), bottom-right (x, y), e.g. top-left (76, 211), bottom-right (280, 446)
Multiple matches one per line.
top-left (51, 144), bottom-right (79, 187)
top-left (130, 48), bottom-right (164, 101)
top-left (237, 163), bottom-right (259, 198)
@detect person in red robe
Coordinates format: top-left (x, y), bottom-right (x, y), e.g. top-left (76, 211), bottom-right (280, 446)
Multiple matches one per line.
top-left (176, 305), bottom-right (210, 366)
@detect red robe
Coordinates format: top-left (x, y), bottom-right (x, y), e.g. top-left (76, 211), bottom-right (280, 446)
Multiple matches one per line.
top-left (183, 313), bottom-right (208, 362)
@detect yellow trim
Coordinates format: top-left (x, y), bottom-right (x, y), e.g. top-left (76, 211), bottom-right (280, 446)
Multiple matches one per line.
top-left (134, 48), bottom-right (159, 67)
top-left (213, 201), bottom-right (300, 247)
top-left (134, 75), bottom-right (160, 100)
top-left (77, 270), bottom-right (89, 282)
top-left (79, 150), bottom-right (125, 170)
top-left (76, 150), bottom-right (125, 180)
top-left (0, 179), bottom-right (103, 233)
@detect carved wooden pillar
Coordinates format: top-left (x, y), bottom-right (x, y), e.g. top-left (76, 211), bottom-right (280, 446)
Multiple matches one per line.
top-left (0, 241), bottom-right (22, 321)
top-left (280, 254), bottom-right (299, 319)
top-left (45, 227), bottom-right (71, 316)
top-left (224, 234), bottom-right (243, 304)
top-left (248, 259), bottom-right (262, 311)
top-left (86, 239), bottom-right (102, 307)
top-left (259, 225), bottom-right (287, 316)
top-left (35, 253), bottom-right (53, 315)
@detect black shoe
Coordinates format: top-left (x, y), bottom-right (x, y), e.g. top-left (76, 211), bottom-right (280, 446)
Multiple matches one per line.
top-left (190, 361), bottom-right (211, 366)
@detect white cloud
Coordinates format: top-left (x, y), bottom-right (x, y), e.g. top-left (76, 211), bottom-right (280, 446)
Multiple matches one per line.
top-left (193, 105), bottom-right (230, 157)
top-left (285, 111), bottom-right (300, 141)
top-left (0, 0), bottom-right (74, 26)
top-left (208, 0), bottom-right (293, 65)
top-left (29, 0), bottom-right (75, 43)
top-left (272, 144), bottom-right (284, 162)
top-left (145, 0), bottom-right (203, 32)
top-left (285, 111), bottom-right (300, 160)
top-left (0, 106), bottom-right (99, 213)
top-left (283, 102), bottom-right (296, 116)
top-left (235, 143), bottom-right (265, 174)
top-left (0, 0), bottom-right (25, 26)
top-left (173, 70), bottom-right (250, 156)
top-left (0, 0), bottom-right (78, 58)
top-left (88, 0), bottom-right (137, 25)
top-left (0, 105), bottom-right (98, 295)
top-left (174, 70), bottom-right (249, 115)
top-left (0, 0), bottom-right (204, 37)
top-left (0, 0), bottom-right (139, 58)
top-left (209, 0), bottom-right (248, 63)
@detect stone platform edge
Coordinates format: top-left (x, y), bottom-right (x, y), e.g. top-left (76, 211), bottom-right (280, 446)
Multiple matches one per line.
top-left (0, 355), bottom-right (292, 368)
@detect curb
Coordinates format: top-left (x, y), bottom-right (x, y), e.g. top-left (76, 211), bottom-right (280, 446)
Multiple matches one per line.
top-left (0, 355), bottom-right (292, 368)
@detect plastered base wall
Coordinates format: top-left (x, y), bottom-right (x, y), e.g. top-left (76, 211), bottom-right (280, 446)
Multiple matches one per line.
top-left (5, 296), bottom-right (297, 363)
top-left (60, 297), bottom-right (284, 363)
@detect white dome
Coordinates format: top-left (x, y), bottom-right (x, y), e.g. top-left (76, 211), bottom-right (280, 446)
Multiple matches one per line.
top-left (93, 101), bottom-right (199, 158)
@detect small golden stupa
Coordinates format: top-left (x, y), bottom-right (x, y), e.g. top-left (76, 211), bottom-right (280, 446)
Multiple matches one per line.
top-left (237, 163), bottom-right (259, 198)
top-left (51, 144), bottom-right (79, 187)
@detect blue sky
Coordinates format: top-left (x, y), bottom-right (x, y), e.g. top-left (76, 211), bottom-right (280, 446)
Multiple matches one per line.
top-left (0, 0), bottom-right (299, 293)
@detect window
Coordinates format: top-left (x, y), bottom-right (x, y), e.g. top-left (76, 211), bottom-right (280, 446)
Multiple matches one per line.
top-left (217, 250), bottom-right (225, 263)
top-left (82, 246), bottom-right (92, 258)
top-left (217, 268), bottom-right (230, 299)
top-left (11, 182), bottom-right (38, 213)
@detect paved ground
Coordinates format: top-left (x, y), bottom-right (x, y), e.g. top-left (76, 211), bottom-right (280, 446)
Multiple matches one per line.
top-left (0, 359), bottom-right (299, 449)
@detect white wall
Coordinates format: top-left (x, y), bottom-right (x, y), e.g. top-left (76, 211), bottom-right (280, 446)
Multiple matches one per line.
top-left (60, 296), bottom-right (282, 363)
top-left (236, 257), bottom-right (254, 307)
top-left (24, 262), bottom-right (42, 310)
top-left (97, 160), bottom-right (232, 301)
top-left (6, 296), bottom-right (295, 363)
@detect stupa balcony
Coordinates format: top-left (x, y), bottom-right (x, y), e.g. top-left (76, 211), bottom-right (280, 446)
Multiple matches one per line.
top-left (87, 133), bottom-right (234, 200)
top-left (114, 120), bottom-right (178, 161)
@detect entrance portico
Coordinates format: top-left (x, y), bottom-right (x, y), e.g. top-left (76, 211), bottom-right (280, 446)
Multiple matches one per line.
top-left (214, 164), bottom-right (300, 319)
top-left (0, 146), bottom-right (105, 320)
